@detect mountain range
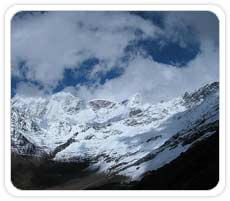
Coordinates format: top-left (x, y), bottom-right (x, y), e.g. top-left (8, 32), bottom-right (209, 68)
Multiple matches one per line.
top-left (11, 82), bottom-right (219, 188)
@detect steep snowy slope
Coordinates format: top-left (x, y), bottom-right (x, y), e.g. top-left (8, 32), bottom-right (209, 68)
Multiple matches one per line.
top-left (11, 82), bottom-right (219, 180)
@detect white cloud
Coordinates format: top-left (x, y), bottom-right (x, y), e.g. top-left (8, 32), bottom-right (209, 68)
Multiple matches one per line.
top-left (76, 40), bottom-right (218, 103)
top-left (164, 11), bottom-right (219, 48)
top-left (15, 82), bottom-right (46, 97)
top-left (12, 11), bottom-right (219, 103)
top-left (12, 11), bottom-right (161, 89)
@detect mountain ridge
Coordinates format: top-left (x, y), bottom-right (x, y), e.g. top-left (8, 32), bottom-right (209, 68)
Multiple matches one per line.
top-left (11, 82), bottom-right (219, 180)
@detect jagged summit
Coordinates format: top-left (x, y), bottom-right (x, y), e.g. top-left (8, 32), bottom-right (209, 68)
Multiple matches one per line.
top-left (50, 90), bottom-right (76, 99)
top-left (128, 93), bottom-right (142, 107)
top-left (183, 82), bottom-right (219, 107)
top-left (11, 82), bottom-right (219, 180)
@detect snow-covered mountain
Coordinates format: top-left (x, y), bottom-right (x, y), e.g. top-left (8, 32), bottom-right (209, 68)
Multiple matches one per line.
top-left (11, 82), bottom-right (219, 180)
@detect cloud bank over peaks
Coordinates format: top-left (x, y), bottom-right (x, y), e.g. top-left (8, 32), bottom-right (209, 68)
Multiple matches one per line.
top-left (75, 40), bottom-right (218, 103)
top-left (11, 11), bottom-right (219, 103)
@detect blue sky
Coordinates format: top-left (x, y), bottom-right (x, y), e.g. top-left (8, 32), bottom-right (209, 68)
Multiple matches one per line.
top-left (11, 11), bottom-right (219, 103)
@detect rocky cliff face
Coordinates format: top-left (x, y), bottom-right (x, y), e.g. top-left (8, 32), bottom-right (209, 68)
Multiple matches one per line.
top-left (11, 82), bottom-right (219, 180)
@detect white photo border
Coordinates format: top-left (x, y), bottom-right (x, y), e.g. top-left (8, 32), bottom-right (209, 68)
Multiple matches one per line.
top-left (4, 4), bottom-right (226, 197)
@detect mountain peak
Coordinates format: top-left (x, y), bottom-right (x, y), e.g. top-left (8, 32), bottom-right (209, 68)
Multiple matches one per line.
top-left (50, 91), bottom-right (77, 100)
top-left (183, 81), bottom-right (219, 107)
top-left (128, 93), bottom-right (142, 107)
